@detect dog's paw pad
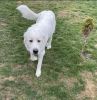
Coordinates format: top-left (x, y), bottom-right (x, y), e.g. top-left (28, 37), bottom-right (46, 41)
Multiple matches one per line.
top-left (35, 70), bottom-right (41, 77)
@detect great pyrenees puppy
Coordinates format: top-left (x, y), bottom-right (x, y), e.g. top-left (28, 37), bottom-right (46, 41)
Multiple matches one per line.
top-left (16, 5), bottom-right (56, 77)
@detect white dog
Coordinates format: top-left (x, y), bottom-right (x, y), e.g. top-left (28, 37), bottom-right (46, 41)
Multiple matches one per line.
top-left (16, 5), bottom-right (56, 77)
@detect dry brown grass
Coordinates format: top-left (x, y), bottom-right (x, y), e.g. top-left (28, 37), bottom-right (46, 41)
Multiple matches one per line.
top-left (76, 71), bottom-right (97, 100)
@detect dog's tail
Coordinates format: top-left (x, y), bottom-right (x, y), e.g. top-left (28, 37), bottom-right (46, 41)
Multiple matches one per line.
top-left (16, 5), bottom-right (38, 20)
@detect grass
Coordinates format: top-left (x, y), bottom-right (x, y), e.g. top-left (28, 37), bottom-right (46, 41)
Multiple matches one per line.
top-left (0, 0), bottom-right (97, 100)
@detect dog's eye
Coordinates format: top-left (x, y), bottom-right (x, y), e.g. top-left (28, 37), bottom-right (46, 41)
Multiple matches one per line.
top-left (29, 40), bottom-right (33, 43)
top-left (37, 40), bottom-right (41, 43)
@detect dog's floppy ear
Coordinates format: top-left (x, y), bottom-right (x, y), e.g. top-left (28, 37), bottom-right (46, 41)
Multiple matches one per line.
top-left (23, 32), bottom-right (28, 42)
top-left (23, 32), bottom-right (30, 51)
top-left (23, 32), bottom-right (27, 43)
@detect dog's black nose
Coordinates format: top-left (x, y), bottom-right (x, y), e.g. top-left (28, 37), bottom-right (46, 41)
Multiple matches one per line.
top-left (33, 49), bottom-right (38, 54)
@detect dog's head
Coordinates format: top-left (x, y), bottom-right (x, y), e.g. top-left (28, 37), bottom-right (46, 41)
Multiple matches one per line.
top-left (24, 30), bottom-right (46, 56)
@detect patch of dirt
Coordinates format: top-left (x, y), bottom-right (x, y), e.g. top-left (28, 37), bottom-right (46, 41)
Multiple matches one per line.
top-left (94, 71), bottom-right (97, 76)
top-left (0, 76), bottom-right (15, 84)
top-left (0, 63), bottom-right (5, 67)
top-left (57, 10), bottom-right (70, 18)
top-left (81, 51), bottom-right (92, 60)
top-left (58, 70), bottom-right (77, 89)
top-left (57, 9), bottom-right (88, 24)
top-left (94, 44), bottom-right (97, 48)
top-left (76, 71), bottom-right (97, 100)
top-left (0, 22), bottom-right (7, 28)
top-left (4, 76), bottom-right (15, 81)
top-left (16, 1), bottom-right (23, 6)
top-left (13, 64), bottom-right (22, 68)
top-left (0, 76), bottom-right (15, 100)
top-left (17, 75), bottom-right (32, 86)
top-left (0, 86), bottom-right (16, 100)
top-left (65, 77), bottom-right (77, 89)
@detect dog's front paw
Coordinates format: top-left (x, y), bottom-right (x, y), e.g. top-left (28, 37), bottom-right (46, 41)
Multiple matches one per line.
top-left (47, 45), bottom-right (51, 49)
top-left (35, 70), bottom-right (41, 77)
top-left (30, 56), bottom-right (37, 61)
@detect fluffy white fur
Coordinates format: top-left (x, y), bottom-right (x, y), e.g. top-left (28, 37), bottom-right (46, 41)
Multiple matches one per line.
top-left (16, 5), bottom-right (56, 77)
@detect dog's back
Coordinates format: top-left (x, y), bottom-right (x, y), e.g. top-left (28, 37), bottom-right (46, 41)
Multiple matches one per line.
top-left (17, 5), bottom-right (56, 34)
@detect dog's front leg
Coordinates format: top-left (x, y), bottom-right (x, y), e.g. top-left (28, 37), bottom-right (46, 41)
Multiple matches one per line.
top-left (35, 50), bottom-right (45, 77)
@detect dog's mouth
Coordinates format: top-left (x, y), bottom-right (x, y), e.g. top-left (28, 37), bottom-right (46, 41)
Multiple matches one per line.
top-left (33, 53), bottom-right (38, 57)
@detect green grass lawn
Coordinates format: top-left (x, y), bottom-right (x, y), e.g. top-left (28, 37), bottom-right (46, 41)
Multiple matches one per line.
top-left (0, 0), bottom-right (97, 100)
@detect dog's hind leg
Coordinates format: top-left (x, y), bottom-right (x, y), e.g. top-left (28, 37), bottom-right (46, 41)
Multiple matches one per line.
top-left (46, 36), bottom-right (52, 49)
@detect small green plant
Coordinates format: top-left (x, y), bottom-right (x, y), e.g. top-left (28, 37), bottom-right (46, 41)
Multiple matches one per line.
top-left (81, 17), bottom-right (94, 59)
top-left (82, 18), bottom-right (94, 38)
